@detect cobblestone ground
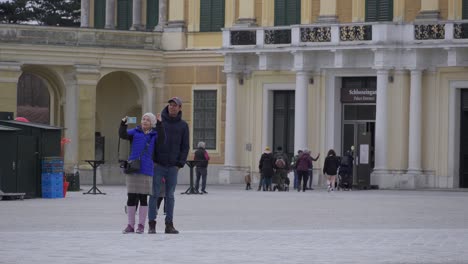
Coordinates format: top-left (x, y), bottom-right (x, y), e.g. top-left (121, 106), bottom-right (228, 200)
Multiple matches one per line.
top-left (1, 185), bottom-right (468, 264)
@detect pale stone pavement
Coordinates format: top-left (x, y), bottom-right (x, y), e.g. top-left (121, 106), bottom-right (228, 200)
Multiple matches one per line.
top-left (1, 185), bottom-right (468, 264)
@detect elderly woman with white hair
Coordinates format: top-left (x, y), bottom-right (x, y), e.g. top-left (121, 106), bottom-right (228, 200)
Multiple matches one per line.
top-left (119, 112), bottom-right (165, 234)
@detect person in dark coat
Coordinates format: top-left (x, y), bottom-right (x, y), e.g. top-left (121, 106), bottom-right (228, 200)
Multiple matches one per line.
top-left (295, 149), bottom-right (313, 192)
top-left (323, 149), bottom-right (340, 192)
top-left (119, 113), bottom-right (165, 234)
top-left (148, 97), bottom-right (189, 234)
top-left (258, 147), bottom-right (274, 191)
top-left (194, 141), bottom-right (210, 194)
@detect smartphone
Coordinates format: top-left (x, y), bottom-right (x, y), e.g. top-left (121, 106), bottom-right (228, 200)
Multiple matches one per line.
top-left (127, 117), bottom-right (137, 124)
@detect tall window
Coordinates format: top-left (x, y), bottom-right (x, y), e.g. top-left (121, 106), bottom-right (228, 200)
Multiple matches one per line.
top-left (365, 0), bottom-right (393, 22)
top-left (193, 90), bottom-right (217, 149)
top-left (147, 0), bottom-right (159, 30)
top-left (274, 0), bottom-right (301, 26)
top-left (94, 0), bottom-right (106, 29)
top-left (117, 0), bottom-right (133, 30)
top-left (200, 0), bottom-right (225, 32)
top-left (463, 0), bottom-right (468, 19)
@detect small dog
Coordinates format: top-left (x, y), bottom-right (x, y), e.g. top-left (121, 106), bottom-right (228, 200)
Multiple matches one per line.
top-left (244, 174), bottom-right (252, 190)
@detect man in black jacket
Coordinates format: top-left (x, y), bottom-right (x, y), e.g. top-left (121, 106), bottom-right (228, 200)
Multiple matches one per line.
top-left (148, 97), bottom-right (189, 234)
top-left (194, 141), bottom-right (210, 194)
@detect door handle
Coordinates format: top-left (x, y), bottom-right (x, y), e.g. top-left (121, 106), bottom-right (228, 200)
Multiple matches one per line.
top-left (12, 161), bottom-right (16, 171)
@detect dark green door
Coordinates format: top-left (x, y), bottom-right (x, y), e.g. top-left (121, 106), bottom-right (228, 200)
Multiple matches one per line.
top-left (0, 134), bottom-right (18, 193)
top-left (94, 0), bottom-right (106, 28)
top-left (117, 0), bottom-right (133, 30)
top-left (356, 123), bottom-right (373, 188)
top-left (17, 136), bottom-right (38, 197)
top-left (460, 90), bottom-right (468, 188)
top-left (273, 91), bottom-right (295, 158)
top-left (146, 0), bottom-right (159, 30)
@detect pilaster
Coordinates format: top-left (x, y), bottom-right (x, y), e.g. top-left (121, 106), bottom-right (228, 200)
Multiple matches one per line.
top-left (75, 65), bottom-right (101, 164)
top-left (235, 0), bottom-right (256, 26)
top-left (352, 0), bottom-right (365, 23)
top-left (167, 0), bottom-right (185, 29)
top-left (0, 62), bottom-right (22, 115)
top-left (317, 0), bottom-right (338, 23)
top-left (416, 0), bottom-right (440, 21)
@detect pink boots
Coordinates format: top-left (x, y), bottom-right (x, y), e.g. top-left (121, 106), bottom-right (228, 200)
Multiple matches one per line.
top-left (136, 206), bottom-right (148, 234)
top-left (123, 206), bottom-right (136, 233)
top-left (123, 205), bottom-right (148, 234)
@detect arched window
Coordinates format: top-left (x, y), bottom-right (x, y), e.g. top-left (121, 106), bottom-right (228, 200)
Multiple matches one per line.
top-left (365, 0), bottom-right (393, 22)
top-left (274, 0), bottom-right (301, 26)
top-left (94, 0), bottom-right (106, 29)
top-left (200, 0), bottom-right (225, 32)
top-left (17, 73), bottom-right (50, 124)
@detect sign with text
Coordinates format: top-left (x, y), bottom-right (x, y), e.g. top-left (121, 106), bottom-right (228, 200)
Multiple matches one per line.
top-left (341, 87), bottom-right (377, 103)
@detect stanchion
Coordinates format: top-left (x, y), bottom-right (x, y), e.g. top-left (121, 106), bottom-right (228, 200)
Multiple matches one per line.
top-left (181, 160), bottom-right (201, 195)
top-left (83, 160), bottom-right (106, 195)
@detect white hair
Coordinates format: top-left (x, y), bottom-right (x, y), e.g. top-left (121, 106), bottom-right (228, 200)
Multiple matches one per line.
top-left (142, 112), bottom-right (157, 127)
top-left (197, 141), bottom-right (206, 148)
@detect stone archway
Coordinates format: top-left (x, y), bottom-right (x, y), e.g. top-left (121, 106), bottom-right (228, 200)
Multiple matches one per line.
top-left (95, 71), bottom-right (144, 170)
top-left (18, 66), bottom-right (64, 126)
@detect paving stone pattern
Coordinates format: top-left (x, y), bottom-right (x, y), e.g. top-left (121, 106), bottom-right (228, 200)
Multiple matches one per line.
top-left (1, 185), bottom-right (468, 264)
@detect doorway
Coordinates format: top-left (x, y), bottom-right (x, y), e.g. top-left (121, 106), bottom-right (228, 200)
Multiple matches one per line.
top-left (460, 90), bottom-right (468, 188)
top-left (343, 121), bottom-right (375, 187)
top-left (273, 91), bottom-right (295, 158)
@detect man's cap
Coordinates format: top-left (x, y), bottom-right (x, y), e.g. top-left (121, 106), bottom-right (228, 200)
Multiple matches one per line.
top-left (264, 147), bottom-right (271, 153)
top-left (168, 97), bottom-right (182, 106)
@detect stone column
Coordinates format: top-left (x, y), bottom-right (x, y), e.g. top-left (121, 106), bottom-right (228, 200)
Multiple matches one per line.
top-left (318, 0), bottom-right (338, 23)
top-left (294, 71), bottom-right (309, 152)
top-left (0, 62), bottom-right (22, 115)
top-left (105, 0), bottom-right (116, 29)
top-left (63, 70), bottom-right (80, 169)
top-left (75, 65), bottom-right (101, 163)
top-left (166, 0), bottom-right (185, 29)
top-left (224, 72), bottom-right (238, 167)
top-left (373, 69), bottom-right (389, 172)
top-left (80, 0), bottom-right (90, 27)
top-left (416, 0), bottom-right (440, 20)
top-left (130, 0), bottom-right (143, 30)
top-left (407, 70), bottom-right (422, 173)
top-left (235, 0), bottom-right (256, 26)
top-left (154, 0), bottom-right (167, 31)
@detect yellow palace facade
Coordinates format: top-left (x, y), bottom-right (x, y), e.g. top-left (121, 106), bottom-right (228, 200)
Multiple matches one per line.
top-left (1, 0), bottom-right (468, 189)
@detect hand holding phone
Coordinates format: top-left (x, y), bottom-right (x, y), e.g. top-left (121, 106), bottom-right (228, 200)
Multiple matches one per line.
top-left (127, 117), bottom-right (137, 124)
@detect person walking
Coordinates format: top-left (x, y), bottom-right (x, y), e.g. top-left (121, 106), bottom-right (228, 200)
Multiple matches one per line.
top-left (148, 97), bottom-right (189, 234)
top-left (296, 149), bottom-right (312, 192)
top-left (290, 150), bottom-right (303, 190)
top-left (273, 146), bottom-right (289, 191)
top-left (307, 151), bottom-right (320, 190)
top-left (194, 141), bottom-right (210, 194)
top-left (119, 113), bottom-right (164, 234)
top-left (258, 147), bottom-right (275, 191)
top-left (323, 149), bottom-right (340, 192)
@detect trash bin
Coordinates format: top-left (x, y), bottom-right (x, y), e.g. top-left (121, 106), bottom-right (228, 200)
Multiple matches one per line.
top-left (65, 171), bottom-right (80, 191)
